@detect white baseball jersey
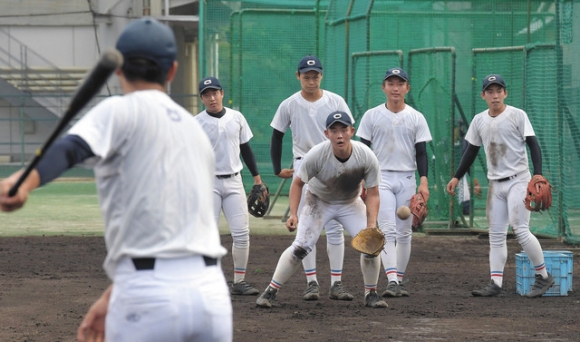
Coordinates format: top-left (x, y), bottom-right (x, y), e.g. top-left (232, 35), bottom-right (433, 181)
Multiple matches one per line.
top-left (356, 103), bottom-right (432, 172)
top-left (68, 89), bottom-right (226, 279)
top-left (464, 105), bottom-right (534, 180)
top-left (270, 90), bottom-right (354, 158)
top-left (195, 107), bottom-right (253, 175)
top-left (297, 140), bottom-right (380, 204)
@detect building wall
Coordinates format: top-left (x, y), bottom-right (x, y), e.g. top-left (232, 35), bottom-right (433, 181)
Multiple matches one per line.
top-left (0, 0), bottom-right (199, 160)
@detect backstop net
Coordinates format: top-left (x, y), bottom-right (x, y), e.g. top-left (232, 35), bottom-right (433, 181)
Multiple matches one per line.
top-left (201, 0), bottom-right (580, 242)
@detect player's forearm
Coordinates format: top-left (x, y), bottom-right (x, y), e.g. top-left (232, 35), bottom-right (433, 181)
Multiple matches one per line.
top-left (270, 129), bottom-right (284, 175)
top-left (415, 142), bottom-right (428, 178)
top-left (240, 142), bottom-right (260, 177)
top-left (288, 180), bottom-right (303, 216)
top-left (252, 175), bottom-right (263, 185)
top-left (365, 187), bottom-right (380, 227)
top-left (36, 135), bottom-right (95, 185)
top-left (526, 136), bottom-right (543, 175)
top-left (7, 169), bottom-right (41, 194)
top-left (418, 176), bottom-right (429, 192)
top-left (453, 143), bottom-right (480, 179)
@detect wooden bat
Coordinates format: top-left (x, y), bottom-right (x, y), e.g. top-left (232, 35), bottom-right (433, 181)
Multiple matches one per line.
top-left (8, 49), bottom-right (123, 197)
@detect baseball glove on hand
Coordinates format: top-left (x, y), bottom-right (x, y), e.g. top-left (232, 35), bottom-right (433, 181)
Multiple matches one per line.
top-left (525, 175), bottom-right (552, 211)
top-left (247, 183), bottom-right (270, 218)
top-left (410, 193), bottom-right (428, 231)
top-left (351, 227), bottom-right (385, 257)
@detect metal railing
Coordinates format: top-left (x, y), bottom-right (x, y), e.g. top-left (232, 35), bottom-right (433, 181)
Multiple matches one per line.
top-left (0, 28), bottom-right (88, 117)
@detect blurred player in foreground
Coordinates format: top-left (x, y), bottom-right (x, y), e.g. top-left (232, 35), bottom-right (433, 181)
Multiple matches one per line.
top-left (270, 55), bottom-right (355, 301)
top-left (196, 76), bottom-right (264, 296)
top-left (357, 67), bottom-right (432, 298)
top-left (257, 111), bottom-right (388, 308)
top-left (0, 18), bottom-right (232, 341)
top-left (446, 74), bottom-right (554, 298)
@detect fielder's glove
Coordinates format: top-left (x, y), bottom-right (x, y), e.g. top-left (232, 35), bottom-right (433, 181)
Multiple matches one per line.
top-left (410, 193), bottom-right (428, 231)
top-left (247, 183), bottom-right (270, 218)
top-left (351, 227), bottom-right (385, 257)
top-left (524, 175), bottom-right (552, 211)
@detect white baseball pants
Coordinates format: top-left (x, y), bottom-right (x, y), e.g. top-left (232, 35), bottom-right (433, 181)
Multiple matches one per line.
top-left (106, 255), bottom-right (233, 342)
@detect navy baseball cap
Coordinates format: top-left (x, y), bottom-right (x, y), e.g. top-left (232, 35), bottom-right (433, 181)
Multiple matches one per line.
top-left (383, 67), bottom-right (409, 82)
top-left (325, 111), bottom-right (353, 129)
top-left (199, 76), bottom-right (222, 94)
top-left (482, 74), bottom-right (506, 91)
top-left (116, 17), bottom-right (176, 71)
top-left (298, 55), bottom-right (323, 74)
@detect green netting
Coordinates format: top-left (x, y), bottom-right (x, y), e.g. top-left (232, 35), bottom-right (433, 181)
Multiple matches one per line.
top-left (227, 8), bottom-right (321, 193)
top-left (4, 0), bottom-right (579, 241)
top-left (199, 0), bottom-right (580, 241)
top-left (408, 48), bottom-right (456, 226)
top-left (350, 51), bottom-right (403, 121)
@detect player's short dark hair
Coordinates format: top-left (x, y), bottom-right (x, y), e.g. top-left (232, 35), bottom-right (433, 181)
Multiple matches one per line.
top-left (121, 57), bottom-right (168, 85)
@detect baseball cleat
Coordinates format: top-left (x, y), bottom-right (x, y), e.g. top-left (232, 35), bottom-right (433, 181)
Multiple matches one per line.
top-left (329, 281), bottom-right (354, 301)
top-left (472, 280), bottom-right (502, 297)
top-left (231, 280), bottom-right (259, 296)
top-left (525, 273), bottom-right (555, 298)
top-left (256, 286), bottom-right (278, 308)
top-left (381, 281), bottom-right (401, 297)
top-left (303, 281), bottom-right (320, 301)
top-left (365, 290), bottom-right (388, 308)
top-left (398, 282), bottom-right (410, 297)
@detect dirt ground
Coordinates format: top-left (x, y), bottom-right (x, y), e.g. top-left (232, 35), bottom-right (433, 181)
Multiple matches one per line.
top-left (1, 234), bottom-right (579, 342)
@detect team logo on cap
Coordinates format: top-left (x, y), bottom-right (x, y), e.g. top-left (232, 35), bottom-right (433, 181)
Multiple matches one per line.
top-left (392, 69), bottom-right (401, 74)
top-left (204, 80), bottom-right (213, 85)
top-left (307, 60), bottom-right (316, 66)
top-left (333, 113), bottom-right (342, 119)
top-left (488, 76), bottom-right (497, 81)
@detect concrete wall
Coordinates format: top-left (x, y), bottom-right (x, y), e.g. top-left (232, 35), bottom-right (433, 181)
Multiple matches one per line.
top-left (0, 0), bottom-right (200, 160)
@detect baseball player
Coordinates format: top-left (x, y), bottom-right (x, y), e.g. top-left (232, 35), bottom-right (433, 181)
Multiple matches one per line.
top-left (196, 76), bottom-right (263, 296)
top-left (270, 55), bottom-right (355, 301)
top-left (356, 67), bottom-right (432, 298)
top-left (257, 111), bottom-right (387, 308)
top-left (446, 74), bottom-right (554, 297)
top-left (0, 18), bottom-right (232, 341)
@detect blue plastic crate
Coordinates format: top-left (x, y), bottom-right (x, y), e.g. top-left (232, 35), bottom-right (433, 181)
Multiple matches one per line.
top-left (516, 250), bottom-right (573, 296)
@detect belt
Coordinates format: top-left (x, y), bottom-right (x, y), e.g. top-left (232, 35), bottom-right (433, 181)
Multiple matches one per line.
top-left (496, 171), bottom-right (526, 182)
top-left (216, 172), bottom-right (239, 179)
top-left (131, 256), bottom-right (218, 270)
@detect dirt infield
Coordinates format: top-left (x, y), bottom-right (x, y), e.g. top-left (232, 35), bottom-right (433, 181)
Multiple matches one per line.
top-left (1, 234), bottom-right (579, 341)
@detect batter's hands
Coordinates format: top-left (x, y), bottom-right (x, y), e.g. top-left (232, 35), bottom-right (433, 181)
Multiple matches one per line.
top-left (77, 286), bottom-right (111, 342)
top-left (276, 169), bottom-right (294, 179)
top-left (286, 214), bottom-right (298, 232)
top-left (0, 170), bottom-right (35, 212)
top-left (446, 178), bottom-right (459, 196)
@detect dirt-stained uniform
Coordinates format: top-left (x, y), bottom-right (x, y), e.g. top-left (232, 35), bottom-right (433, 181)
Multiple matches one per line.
top-left (258, 111), bottom-right (389, 309)
top-left (270, 55), bottom-right (355, 301)
top-left (446, 74), bottom-right (554, 298)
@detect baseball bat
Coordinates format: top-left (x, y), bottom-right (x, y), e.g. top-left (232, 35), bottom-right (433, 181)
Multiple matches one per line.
top-left (8, 49), bottom-right (123, 197)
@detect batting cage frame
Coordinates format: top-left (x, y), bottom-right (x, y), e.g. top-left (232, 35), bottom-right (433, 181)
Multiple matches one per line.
top-left (198, 0), bottom-right (580, 243)
top-left (3, 1), bottom-right (580, 243)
